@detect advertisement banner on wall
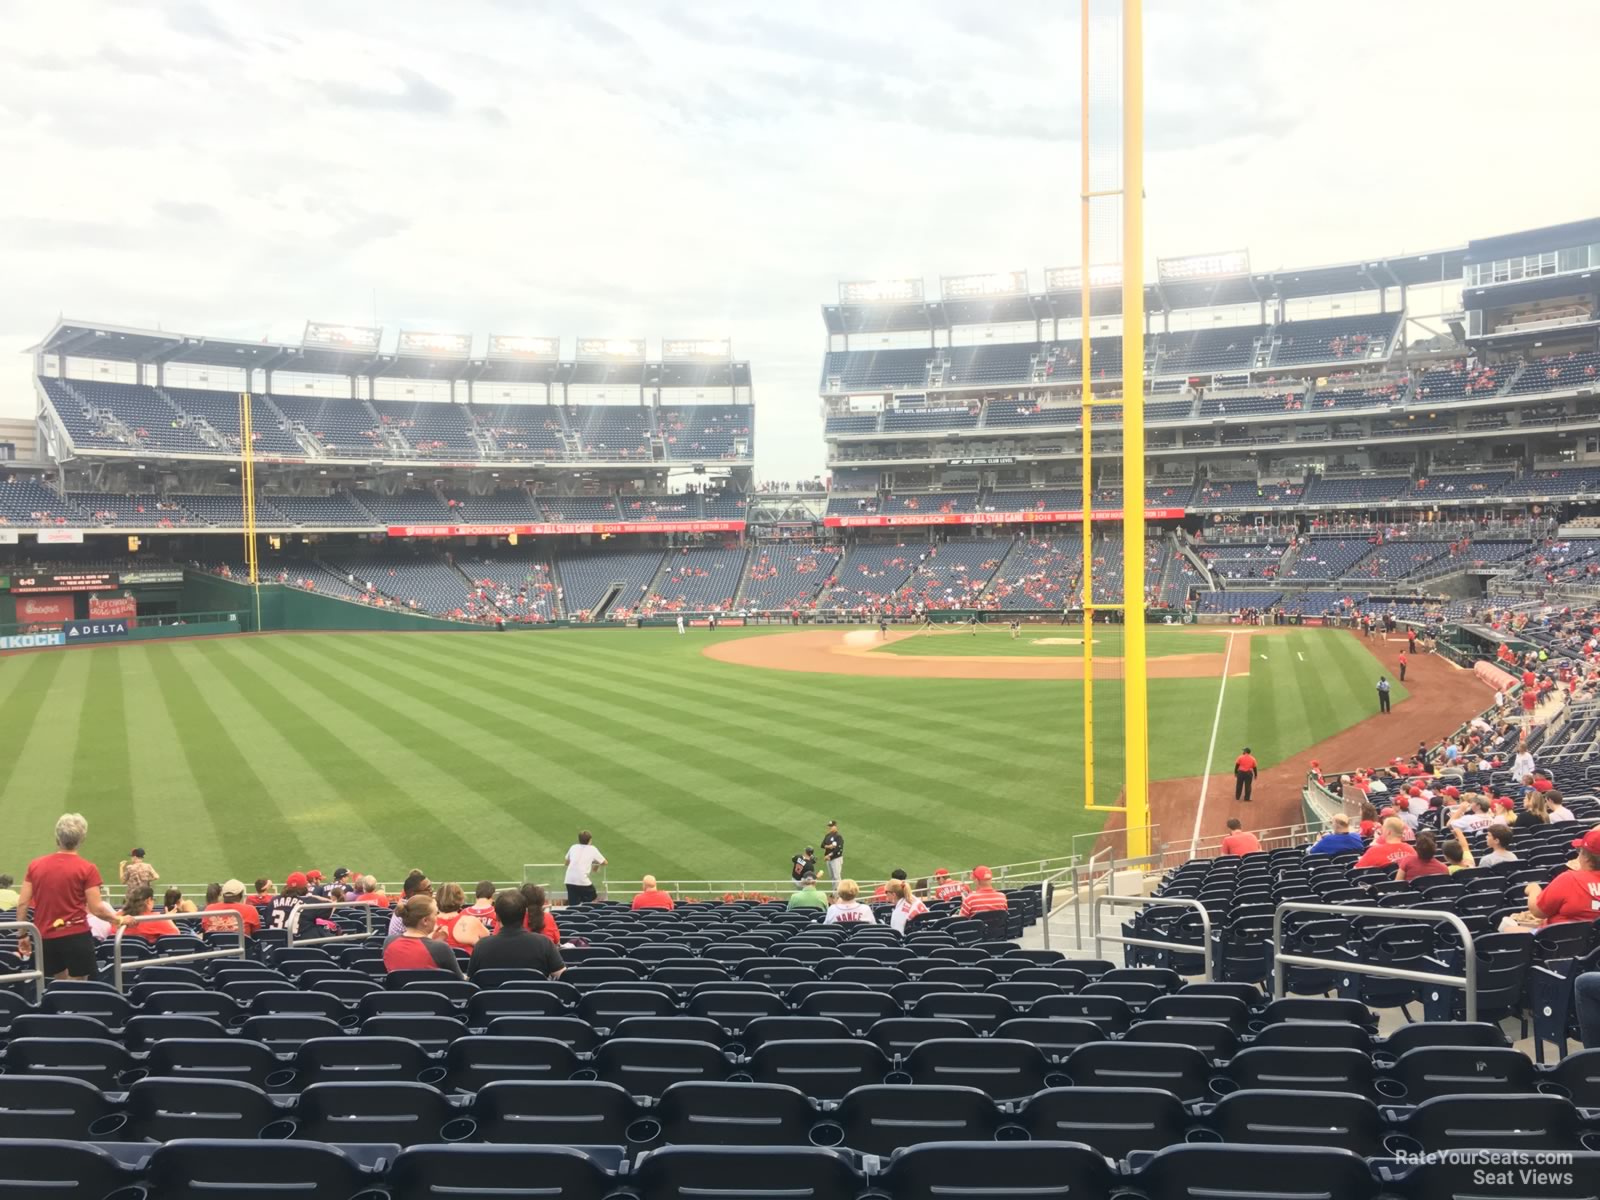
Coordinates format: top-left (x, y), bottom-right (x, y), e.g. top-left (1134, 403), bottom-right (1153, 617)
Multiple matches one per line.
top-left (63, 618), bottom-right (130, 642)
top-left (16, 594), bottom-right (75, 631)
top-left (0, 631), bottom-right (66, 651)
top-left (89, 596), bottom-right (138, 622)
top-left (35, 529), bottom-right (85, 544)
top-left (0, 531), bottom-right (17, 544)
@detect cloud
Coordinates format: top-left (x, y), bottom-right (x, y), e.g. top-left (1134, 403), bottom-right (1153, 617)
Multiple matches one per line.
top-left (164, 2), bottom-right (243, 50)
top-left (320, 68), bottom-right (456, 116)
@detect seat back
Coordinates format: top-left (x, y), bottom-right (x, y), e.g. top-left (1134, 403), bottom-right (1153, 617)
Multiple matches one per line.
top-left (902, 1038), bottom-right (1054, 1101)
top-left (747, 1039), bottom-right (892, 1102)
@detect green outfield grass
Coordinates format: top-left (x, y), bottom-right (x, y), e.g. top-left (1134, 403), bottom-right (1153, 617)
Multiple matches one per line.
top-left (0, 627), bottom-right (1403, 886)
top-left (877, 625), bottom-right (1226, 658)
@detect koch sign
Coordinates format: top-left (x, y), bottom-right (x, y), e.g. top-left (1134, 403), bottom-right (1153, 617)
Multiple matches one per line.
top-left (63, 618), bottom-right (130, 642)
top-left (0, 631), bottom-right (66, 651)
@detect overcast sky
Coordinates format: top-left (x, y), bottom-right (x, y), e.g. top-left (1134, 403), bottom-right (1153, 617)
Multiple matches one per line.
top-left (2, 0), bottom-right (1596, 482)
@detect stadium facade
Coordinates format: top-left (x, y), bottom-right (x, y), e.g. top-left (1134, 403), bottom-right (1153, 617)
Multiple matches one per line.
top-left (3, 217), bottom-right (1600, 627)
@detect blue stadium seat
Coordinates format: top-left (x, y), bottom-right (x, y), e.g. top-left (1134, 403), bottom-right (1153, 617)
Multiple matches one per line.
top-left (145, 1139), bottom-right (375, 1199)
top-left (655, 1081), bottom-right (816, 1148)
top-left (0, 1138), bottom-right (140, 1198)
top-left (443, 1036), bottom-right (584, 1091)
top-left (0, 1074), bottom-right (117, 1139)
top-left (120, 1077), bottom-right (282, 1141)
top-left (386, 1144), bottom-right (619, 1200)
top-left (748, 1039), bottom-right (894, 1101)
top-left (874, 1141), bottom-right (1117, 1200)
top-left (294, 1081), bottom-right (466, 1145)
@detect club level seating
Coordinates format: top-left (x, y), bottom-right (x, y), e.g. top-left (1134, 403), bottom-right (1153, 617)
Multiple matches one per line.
top-left (0, 478), bottom-right (91, 526)
top-left (1412, 360), bottom-right (1506, 402)
top-left (654, 361), bottom-right (737, 388)
top-left (176, 494), bottom-right (293, 527)
top-left (1407, 471), bottom-right (1513, 500)
top-left (1191, 480), bottom-right (1303, 509)
top-left (1156, 325), bottom-right (1265, 375)
top-left (455, 555), bottom-right (560, 621)
top-left (1508, 350), bottom-right (1600, 394)
top-left (1195, 589), bottom-right (1282, 612)
top-left (659, 406), bottom-right (753, 460)
top-left (616, 495), bottom-right (697, 523)
top-left (440, 490), bottom-right (541, 524)
top-left (980, 401), bottom-right (1080, 428)
top-left (824, 414), bottom-right (881, 435)
top-left (1088, 483), bottom-right (1196, 508)
top-left (570, 406), bottom-right (654, 459)
top-left (352, 493), bottom-right (455, 526)
top-left (266, 494), bottom-right (377, 527)
top-left (474, 404), bottom-right (570, 458)
top-left (878, 492), bottom-right (978, 516)
top-left (1198, 544), bottom-right (1287, 581)
top-left (743, 547), bottom-right (841, 610)
top-left (162, 387), bottom-right (306, 457)
top-left (370, 400), bottom-right (480, 457)
top-left (1198, 390), bottom-right (1304, 418)
top-left (641, 548), bottom-right (747, 614)
top-left (821, 544), bottom-right (934, 610)
top-left (701, 495), bottom-right (748, 521)
top-left (981, 488), bottom-right (1081, 513)
top-left (1346, 541), bottom-right (1452, 581)
top-left (270, 394), bottom-right (385, 457)
top-left (559, 550), bottom-right (666, 620)
top-left (1302, 475), bottom-right (1412, 506)
top-left (1506, 467), bottom-right (1600, 497)
top-left (569, 360), bottom-right (645, 387)
top-left (537, 496), bottom-right (623, 523)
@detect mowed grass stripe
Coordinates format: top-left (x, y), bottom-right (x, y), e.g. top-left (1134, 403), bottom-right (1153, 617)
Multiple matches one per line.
top-left (1290, 632), bottom-right (1342, 755)
top-left (2, 651), bottom-right (88, 850)
top-left (190, 640), bottom-right (483, 874)
top-left (305, 634), bottom-right (886, 872)
top-left (401, 635), bottom-right (1103, 874)
top-left (394, 634), bottom-right (1038, 865)
top-left (148, 645), bottom-right (313, 868)
top-left (253, 637), bottom-right (669, 875)
top-left (441, 632), bottom-right (1070, 786)
top-left (528, 632), bottom-right (1066, 746)
top-left (121, 647), bottom-right (228, 877)
top-left (0, 653), bottom-right (64, 813)
top-left (211, 640), bottom-right (552, 877)
top-left (65, 649), bottom-right (137, 858)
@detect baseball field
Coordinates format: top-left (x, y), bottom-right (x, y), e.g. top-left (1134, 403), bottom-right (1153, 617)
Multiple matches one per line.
top-left (0, 624), bottom-right (1417, 887)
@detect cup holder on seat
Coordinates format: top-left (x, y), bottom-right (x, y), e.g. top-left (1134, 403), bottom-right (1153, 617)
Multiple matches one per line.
top-left (263, 1068), bottom-right (299, 1091)
top-left (625, 1118), bottom-right (663, 1146)
top-left (439, 1117), bottom-right (478, 1143)
top-left (808, 1122), bottom-right (845, 1148)
top-left (258, 1118), bottom-right (298, 1140)
top-left (1381, 1133), bottom-right (1424, 1158)
top-left (993, 1124), bottom-right (1030, 1142)
top-left (417, 1065), bottom-right (449, 1086)
top-left (86, 1113), bottom-right (130, 1138)
top-left (1206, 1076), bottom-right (1236, 1099)
top-left (1183, 1127), bottom-right (1224, 1144)
top-left (883, 1070), bottom-right (912, 1086)
top-left (1372, 1077), bottom-right (1407, 1101)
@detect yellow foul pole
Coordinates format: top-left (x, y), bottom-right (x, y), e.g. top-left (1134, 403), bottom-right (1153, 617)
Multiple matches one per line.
top-left (1120, 0), bottom-right (1150, 859)
top-left (239, 392), bottom-right (262, 632)
top-left (1079, 0), bottom-right (1095, 813)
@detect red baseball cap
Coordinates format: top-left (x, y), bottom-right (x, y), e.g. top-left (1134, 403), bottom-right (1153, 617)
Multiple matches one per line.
top-left (971, 866), bottom-right (993, 882)
top-left (1379, 807), bottom-right (1397, 818)
top-left (933, 868), bottom-right (950, 878)
top-left (305, 870), bottom-right (323, 881)
top-left (285, 871), bottom-right (309, 889)
top-left (1443, 786), bottom-right (1459, 798)
top-left (1571, 830), bottom-right (1600, 855)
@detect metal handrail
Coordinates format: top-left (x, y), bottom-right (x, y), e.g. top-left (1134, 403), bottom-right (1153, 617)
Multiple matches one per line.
top-left (0, 921), bottom-right (46, 1002)
top-left (286, 899), bottom-right (378, 947)
top-left (1270, 901), bottom-right (1478, 1022)
top-left (1092, 893), bottom-right (1214, 980)
top-left (112, 909), bottom-right (248, 994)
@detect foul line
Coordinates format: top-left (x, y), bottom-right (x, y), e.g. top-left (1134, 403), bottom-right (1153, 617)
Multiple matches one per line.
top-left (1190, 631), bottom-right (1238, 853)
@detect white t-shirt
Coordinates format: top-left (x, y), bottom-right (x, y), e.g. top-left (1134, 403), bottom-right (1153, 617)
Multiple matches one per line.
top-left (823, 901), bottom-right (877, 925)
top-left (890, 896), bottom-right (929, 933)
top-left (1512, 752), bottom-right (1536, 778)
top-left (565, 844), bottom-right (606, 886)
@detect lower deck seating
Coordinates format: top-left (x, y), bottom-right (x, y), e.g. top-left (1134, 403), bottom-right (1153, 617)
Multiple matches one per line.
top-left (742, 548), bottom-right (840, 610)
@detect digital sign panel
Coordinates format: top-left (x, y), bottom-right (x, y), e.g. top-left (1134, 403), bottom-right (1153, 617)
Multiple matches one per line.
top-left (1157, 249), bottom-right (1251, 283)
top-left (1045, 264), bottom-right (1123, 291)
top-left (303, 321), bottom-right (382, 352)
top-left (576, 337), bottom-right (646, 360)
top-left (940, 271), bottom-right (1029, 300)
top-left (838, 278), bottom-right (924, 304)
top-left (11, 571), bottom-right (119, 593)
top-left (487, 335), bottom-right (561, 360)
top-left (397, 330), bottom-right (472, 356)
top-left (662, 338), bottom-right (732, 360)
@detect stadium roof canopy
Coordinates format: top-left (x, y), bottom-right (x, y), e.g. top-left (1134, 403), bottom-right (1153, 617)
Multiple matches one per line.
top-left (821, 245), bottom-right (1469, 335)
top-left (28, 319), bottom-right (746, 384)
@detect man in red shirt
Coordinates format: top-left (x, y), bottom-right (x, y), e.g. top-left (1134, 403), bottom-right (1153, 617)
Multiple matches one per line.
top-left (932, 868), bottom-right (969, 903)
top-left (1398, 651), bottom-right (1408, 682)
top-left (16, 812), bottom-right (126, 980)
top-left (958, 866), bottom-right (1009, 920)
top-left (1526, 831), bottom-right (1600, 925)
top-left (1219, 818), bottom-right (1262, 857)
top-left (630, 875), bottom-right (675, 911)
top-left (202, 879), bottom-right (262, 937)
top-left (1233, 747), bottom-right (1258, 803)
top-left (1354, 818), bottom-right (1418, 870)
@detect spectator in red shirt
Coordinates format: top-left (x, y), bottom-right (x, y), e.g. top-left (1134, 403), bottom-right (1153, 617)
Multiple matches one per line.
top-left (1354, 818), bottom-right (1418, 870)
top-left (1517, 831), bottom-right (1600, 927)
top-left (202, 879), bottom-right (262, 937)
top-left (519, 883), bottom-right (562, 942)
top-left (1398, 832), bottom-right (1449, 881)
top-left (15, 812), bottom-right (126, 980)
top-left (1219, 818), bottom-right (1262, 857)
top-left (382, 895), bottom-right (463, 976)
top-left (121, 885), bottom-right (182, 943)
top-left (932, 868), bottom-right (969, 903)
top-left (631, 876), bottom-right (676, 911)
top-left (248, 878), bottom-right (275, 906)
top-left (958, 866), bottom-right (1009, 920)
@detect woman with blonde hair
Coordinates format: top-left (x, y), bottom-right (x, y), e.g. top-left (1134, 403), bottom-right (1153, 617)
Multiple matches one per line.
top-left (884, 878), bottom-right (928, 933)
top-left (433, 882), bottom-right (489, 952)
top-left (823, 879), bottom-right (876, 925)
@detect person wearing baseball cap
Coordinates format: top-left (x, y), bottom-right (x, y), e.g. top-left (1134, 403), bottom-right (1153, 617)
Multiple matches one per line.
top-left (790, 847), bottom-right (817, 890)
top-left (269, 872), bottom-right (311, 938)
top-left (305, 869), bottom-right (326, 897)
top-left (958, 866), bottom-right (1008, 922)
top-left (821, 820), bottom-right (844, 886)
top-left (202, 878), bottom-right (261, 937)
top-left (1520, 830), bottom-right (1600, 928)
top-left (933, 868), bottom-right (968, 903)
